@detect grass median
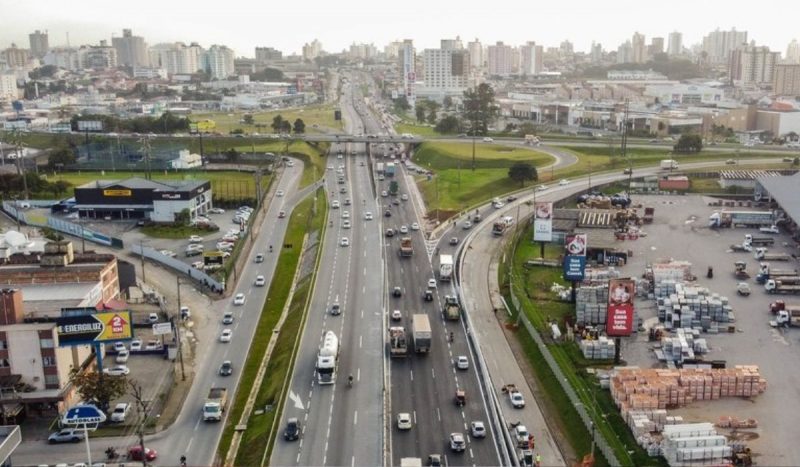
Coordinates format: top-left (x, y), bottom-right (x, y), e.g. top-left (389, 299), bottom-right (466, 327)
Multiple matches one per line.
top-left (192, 105), bottom-right (342, 134)
top-left (216, 186), bottom-right (326, 464)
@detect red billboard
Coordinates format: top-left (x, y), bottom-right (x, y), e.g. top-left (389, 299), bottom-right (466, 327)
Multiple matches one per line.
top-left (606, 279), bottom-right (635, 336)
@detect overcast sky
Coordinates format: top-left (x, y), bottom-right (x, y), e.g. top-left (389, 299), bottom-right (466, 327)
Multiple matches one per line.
top-left (2, 0), bottom-right (797, 57)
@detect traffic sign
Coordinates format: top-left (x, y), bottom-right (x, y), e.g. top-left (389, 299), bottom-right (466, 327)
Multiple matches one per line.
top-left (152, 322), bottom-right (172, 335)
top-left (62, 404), bottom-right (107, 425)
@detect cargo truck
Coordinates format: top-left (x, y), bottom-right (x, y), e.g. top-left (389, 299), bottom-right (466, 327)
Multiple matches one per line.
top-left (439, 254), bottom-right (454, 281)
top-left (400, 458), bottom-right (423, 467)
top-left (769, 300), bottom-right (800, 314)
top-left (765, 279), bottom-right (800, 294)
top-left (709, 211), bottom-right (775, 228)
top-left (376, 162), bottom-right (385, 175)
top-left (203, 387), bottom-right (228, 421)
top-left (389, 327), bottom-right (408, 357)
top-left (316, 331), bottom-right (339, 384)
top-left (660, 159), bottom-right (679, 170)
top-left (386, 162), bottom-right (397, 176)
top-left (492, 216), bottom-right (514, 236)
top-left (746, 235), bottom-right (776, 246)
top-left (389, 180), bottom-right (399, 196)
top-left (443, 295), bottom-right (461, 320)
top-left (756, 269), bottom-right (799, 283)
top-left (412, 314), bottom-right (432, 353)
top-left (754, 248), bottom-right (791, 261)
top-left (399, 237), bottom-right (413, 257)
top-left (773, 308), bottom-right (800, 327)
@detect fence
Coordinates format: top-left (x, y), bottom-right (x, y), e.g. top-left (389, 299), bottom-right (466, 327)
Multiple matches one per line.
top-left (130, 243), bottom-right (223, 292)
top-left (1, 200), bottom-right (123, 248)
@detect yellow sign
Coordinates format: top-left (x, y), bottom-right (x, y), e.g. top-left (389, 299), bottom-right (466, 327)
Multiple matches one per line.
top-left (96, 311), bottom-right (133, 342)
top-left (103, 189), bottom-right (132, 197)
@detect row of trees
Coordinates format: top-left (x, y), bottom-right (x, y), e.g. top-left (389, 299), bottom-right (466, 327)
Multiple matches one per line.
top-left (71, 112), bottom-right (191, 134)
top-left (269, 115), bottom-right (306, 134)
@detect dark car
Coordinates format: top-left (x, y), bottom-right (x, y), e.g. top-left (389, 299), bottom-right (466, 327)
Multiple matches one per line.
top-left (128, 446), bottom-right (158, 461)
top-left (385, 210), bottom-right (392, 217)
top-left (219, 360), bottom-right (233, 376)
top-left (284, 418), bottom-right (300, 441)
top-left (392, 286), bottom-right (402, 297)
top-left (507, 195), bottom-right (518, 202)
top-left (424, 290), bottom-right (434, 302)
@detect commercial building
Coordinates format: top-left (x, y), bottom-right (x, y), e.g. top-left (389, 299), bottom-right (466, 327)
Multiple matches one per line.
top-left (755, 172), bottom-right (800, 231)
top-left (112, 28), bottom-right (149, 68)
top-left (74, 177), bottom-right (212, 222)
top-left (668, 31), bottom-right (682, 56)
top-left (28, 30), bottom-right (49, 58)
top-left (730, 44), bottom-right (780, 86)
top-left (422, 48), bottom-right (469, 92)
top-left (520, 42), bottom-right (543, 75)
top-left (644, 84), bottom-right (723, 105)
top-left (773, 64), bottom-right (800, 96)
top-left (487, 41), bottom-right (514, 76)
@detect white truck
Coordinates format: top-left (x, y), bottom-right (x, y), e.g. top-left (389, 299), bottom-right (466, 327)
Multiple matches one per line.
top-left (316, 331), bottom-right (339, 384)
top-left (439, 254), bottom-right (454, 281)
top-left (412, 314), bottom-right (432, 353)
top-left (660, 159), bottom-right (679, 170)
top-left (203, 387), bottom-right (228, 422)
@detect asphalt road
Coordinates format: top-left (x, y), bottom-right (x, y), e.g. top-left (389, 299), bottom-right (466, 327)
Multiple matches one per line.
top-left (271, 82), bottom-right (385, 467)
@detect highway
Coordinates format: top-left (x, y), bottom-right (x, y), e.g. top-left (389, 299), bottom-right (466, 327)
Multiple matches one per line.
top-left (271, 79), bottom-right (385, 467)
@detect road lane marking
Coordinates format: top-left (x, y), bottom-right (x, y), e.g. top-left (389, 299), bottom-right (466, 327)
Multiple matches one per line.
top-left (437, 407), bottom-right (441, 421)
top-left (413, 410), bottom-right (417, 424)
top-left (432, 367), bottom-right (436, 379)
top-left (193, 418), bottom-right (200, 431)
top-left (351, 456), bottom-right (356, 467)
top-left (409, 369), bottom-right (413, 381)
top-left (297, 453), bottom-right (301, 463)
top-left (354, 410), bottom-right (358, 425)
top-left (359, 335), bottom-right (363, 348)
top-left (186, 437), bottom-right (193, 452)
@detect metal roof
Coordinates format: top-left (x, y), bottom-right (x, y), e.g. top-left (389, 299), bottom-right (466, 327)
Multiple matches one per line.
top-left (77, 177), bottom-right (207, 192)
top-left (757, 172), bottom-right (800, 223)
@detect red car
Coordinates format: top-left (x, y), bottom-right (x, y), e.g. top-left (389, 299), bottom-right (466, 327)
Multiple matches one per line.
top-left (128, 446), bottom-right (158, 461)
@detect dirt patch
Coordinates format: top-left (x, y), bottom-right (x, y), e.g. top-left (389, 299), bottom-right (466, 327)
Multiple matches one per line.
top-left (426, 209), bottom-right (459, 223)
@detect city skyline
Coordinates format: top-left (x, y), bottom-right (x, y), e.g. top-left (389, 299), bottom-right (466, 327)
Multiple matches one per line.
top-left (1, 0), bottom-right (798, 58)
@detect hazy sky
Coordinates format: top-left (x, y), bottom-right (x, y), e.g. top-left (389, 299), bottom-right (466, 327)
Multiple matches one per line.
top-left (2, 0), bottom-right (797, 57)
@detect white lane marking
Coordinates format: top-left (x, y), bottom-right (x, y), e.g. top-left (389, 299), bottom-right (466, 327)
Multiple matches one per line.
top-left (297, 453), bottom-right (301, 463)
top-left (357, 367), bottom-right (361, 382)
top-left (436, 407), bottom-right (441, 422)
top-left (193, 418), bottom-right (201, 431)
top-left (409, 369), bottom-right (414, 381)
top-left (359, 335), bottom-right (363, 349)
top-left (432, 367), bottom-right (436, 379)
top-left (186, 437), bottom-right (193, 452)
top-left (354, 410), bottom-right (358, 425)
top-left (351, 456), bottom-right (355, 467)
top-left (413, 410), bottom-right (417, 424)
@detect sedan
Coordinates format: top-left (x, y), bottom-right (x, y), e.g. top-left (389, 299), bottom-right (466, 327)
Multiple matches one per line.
top-left (254, 275), bottom-right (266, 287)
top-left (536, 185), bottom-right (548, 192)
top-left (189, 235), bottom-right (203, 243)
top-left (103, 365), bottom-right (130, 376)
top-left (410, 222), bottom-right (420, 231)
top-left (128, 446), bottom-right (158, 462)
top-left (278, 210), bottom-right (286, 218)
top-left (456, 355), bottom-right (469, 370)
top-left (110, 402), bottom-right (130, 423)
top-left (233, 293), bottom-right (246, 306)
top-left (340, 237), bottom-right (350, 247)
top-left (449, 433), bottom-right (466, 452)
top-left (559, 179), bottom-right (570, 186)
top-left (343, 220), bottom-right (351, 229)
top-left (48, 428), bottom-right (84, 444)
top-left (129, 339), bottom-right (142, 352)
top-left (115, 349), bottom-right (130, 364)
top-left (219, 360), bottom-right (233, 376)
top-left (364, 212), bottom-right (373, 220)
top-left (209, 207), bottom-right (226, 214)
top-left (471, 421), bottom-right (486, 438)
top-left (342, 211), bottom-right (350, 219)
top-left (219, 329), bottom-right (233, 342)
top-left (284, 418), bottom-right (301, 441)
top-left (276, 190), bottom-right (285, 197)
top-left (399, 225), bottom-right (409, 234)
top-left (462, 221), bottom-right (472, 230)
top-left (401, 193), bottom-right (409, 201)
top-left (159, 249), bottom-right (176, 258)
top-left (482, 137), bottom-right (494, 143)
top-left (449, 237), bottom-right (459, 245)
top-left (397, 412), bottom-right (412, 430)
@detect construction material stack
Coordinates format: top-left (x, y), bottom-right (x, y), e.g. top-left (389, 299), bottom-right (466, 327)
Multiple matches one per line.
top-left (661, 423), bottom-right (732, 466)
top-left (579, 336), bottom-right (616, 359)
top-left (654, 282), bottom-right (733, 332)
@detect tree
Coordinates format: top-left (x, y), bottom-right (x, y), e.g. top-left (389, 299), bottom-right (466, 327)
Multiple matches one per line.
top-left (415, 105), bottom-right (426, 123)
top-left (175, 208), bottom-right (192, 225)
top-left (224, 148), bottom-right (239, 163)
top-left (242, 114), bottom-right (254, 125)
top-left (271, 115), bottom-right (285, 132)
top-left (426, 101), bottom-right (440, 124)
top-left (394, 96), bottom-right (410, 113)
top-left (281, 120), bottom-right (292, 134)
top-left (70, 370), bottom-right (127, 412)
top-left (47, 147), bottom-right (76, 170)
top-left (673, 134), bottom-right (703, 153)
top-left (443, 96), bottom-right (453, 110)
top-left (434, 115), bottom-right (461, 134)
top-left (508, 162), bottom-right (538, 187)
top-left (250, 67), bottom-right (285, 81)
top-left (462, 83), bottom-right (499, 136)
top-left (293, 118), bottom-right (306, 134)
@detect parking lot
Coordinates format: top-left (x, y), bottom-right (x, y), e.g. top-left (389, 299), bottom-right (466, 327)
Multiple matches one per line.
top-left (618, 194), bottom-right (800, 466)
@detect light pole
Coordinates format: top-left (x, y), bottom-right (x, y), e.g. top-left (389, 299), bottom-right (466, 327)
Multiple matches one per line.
top-left (175, 276), bottom-right (186, 381)
top-left (139, 239), bottom-right (147, 284)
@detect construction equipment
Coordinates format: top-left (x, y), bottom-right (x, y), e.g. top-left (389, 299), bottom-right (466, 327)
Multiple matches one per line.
top-left (734, 261), bottom-right (748, 279)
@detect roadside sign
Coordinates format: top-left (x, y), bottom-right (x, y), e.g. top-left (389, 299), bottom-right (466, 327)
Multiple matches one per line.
top-left (62, 405), bottom-right (106, 425)
top-left (152, 322), bottom-right (172, 336)
top-left (56, 312), bottom-right (132, 347)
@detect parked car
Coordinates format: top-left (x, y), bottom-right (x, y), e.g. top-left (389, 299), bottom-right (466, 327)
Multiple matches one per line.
top-left (129, 339), bottom-right (142, 352)
top-left (110, 403), bottom-right (130, 423)
top-left (103, 365), bottom-right (130, 376)
top-left (48, 428), bottom-right (84, 444)
top-left (189, 235), bottom-right (203, 243)
top-left (115, 349), bottom-right (129, 364)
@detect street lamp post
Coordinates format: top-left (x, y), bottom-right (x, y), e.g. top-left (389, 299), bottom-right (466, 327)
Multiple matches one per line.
top-left (175, 276), bottom-right (186, 381)
top-left (139, 239), bottom-right (147, 284)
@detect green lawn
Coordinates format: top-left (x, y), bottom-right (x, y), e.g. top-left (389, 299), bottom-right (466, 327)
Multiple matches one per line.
top-left (192, 105), bottom-right (342, 135)
top-left (140, 224), bottom-right (217, 239)
top-left (395, 122), bottom-right (439, 137)
top-left (413, 142), bottom-right (552, 214)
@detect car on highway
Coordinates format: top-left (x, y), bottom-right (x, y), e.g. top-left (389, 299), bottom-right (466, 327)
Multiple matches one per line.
top-left (392, 198), bottom-right (400, 205)
top-left (331, 200), bottom-right (340, 209)
top-left (462, 221), bottom-right (472, 230)
top-left (396, 412), bottom-right (412, 430)
top-left (116, 349), bottom-right (129, 364)
top-left (189, 235), bottom-right (203, 243)
top-left (339, 187), bottom-right (347, 194)
top-left (424, 290), bottom-right (434, 301)
top-left (456, 355), bottom-right (469, 370)
top-left (128, 446), bottom-right (158, 461)
top-left (219, 360), bottom-right (233, 376)
top-left (449, 433), bottom-right (466, 452)
top-left (470, 421), bottom-right (486, 438)
top-left (330, 303), bottom-right (341, 316)
top-left (159, 249), bottom-right (177, 258)
top-left (492, 199), bottom-right (505, 209)
top-left (449, 237), bottom-right (459, 245)
top-left (392, 286), bottom-right (402, 297)
top-left (536, 184), bottom-right (548, 192)
top-left (726, 159), bottom-right (736, 165)
top-left (385, 210), bottom-right (392, 217)
top-left (110, 403), bottom-right (130, 423)
top-left (510, 390), bottom-right (526, 408)
top-left (385, 228), bottom-right (395, 237)
top-left (427, 278), bottom-right (437, 288)
top-left (391, 309), bottom-right (402, 321)
top-left (276, 190), bottom-right (284, 197)
top-left (233, 293), bottom-right (246, 305)
top-left (399, 225), bottom-right (409, 234)
top-left (428, 454), bottom-right (443, 466)
top-left (381, 190), bottom-right (388, 197)
top-left (342, 211), bottom-right (350, 219)
top-left (254, 275), bottom-right (266, 287)
top-left (130, 339), bottom-right (142, 352)
top-left (278, 210), bottom-right (286, 218)
top-left (340, 237), bottom-right (350, 247)
top-left (284, 418), bottom-right (301, 441)
top-left (222, 311), bottom-right (234, 325)
top-left (343, 220), bottom-right (351, 229)
top-left (401, 193), bottom-right (409, 201)
top-left (482, 137), bottom-right (494, 143)
top-left (365, 212), bottom-right (373, 220)
top-left (103, 365), bottom-right (130, 377)
top-left (514, 425), bottom-right (530, 447)
top-left (219, 329), bottom-right (233, 342)
top-left (410, 222), bottom-right (419, 231)
top-left (559, 179), bottom-right (570, 186)
top-left (48, 428), bottom-right (84, 444)
top-left (507, 195), bottom-right (518, 202)
top-left (255, 253), bottom-right (264, 263)
top-left (344, 198), bottom-right (351, 206)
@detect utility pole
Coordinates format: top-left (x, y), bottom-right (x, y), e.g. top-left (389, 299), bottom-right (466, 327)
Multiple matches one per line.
top-left (175, 277), bottom-right (186, 381)
top-left (139, 239), bottom-right (146, 284)
top-left (621, 99), bottom-right (632, 191)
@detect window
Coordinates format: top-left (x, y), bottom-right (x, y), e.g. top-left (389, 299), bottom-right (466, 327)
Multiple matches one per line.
top-left (40, 338), bottom-right (54, 349)
top-left (43, 356), bottom-right (56, 367)
top-left (44, 374), bottom-right (59, 387)
top-left (0, 359), bottom-right (8, 368)
top-left (0, 341), bottom-right (6, 350)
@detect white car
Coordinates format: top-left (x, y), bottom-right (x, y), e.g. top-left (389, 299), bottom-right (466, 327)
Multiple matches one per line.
top-left (103, 366), bottom-right (130, 377)
top-left (209, 207), bottom-right (226, 214)
top-left (462, 221), bottom-right (472, 230)
top-left (129, 339), bottom-right (142, 352)
top-left (159, 249), bottom-right (176, 258)
top-left (365, 212), bottom-right (373, 220)
top-left (401, 193), bottom-right (409, 201)
top-left (510, 390), bottom-right (526, 408)
top-left (276, 190), bottom-right (285, 197)
top-left (327, 165), bottom-right (334, 170)
top-left (471, 421), bottom-right (486, 438)
top-left (391, 309), bottom-right (402, 321)
top-left (342, 211), bottom-right (350, 219)
top-left (492, 200), bottom-right (505, 209)
top-left (113, 341), bottom-right (126, 352)
top-left (341, 237), bottom-right (350, 247)
top-left (482, 137), bottom-right (494, 143)
top-left (233, 293), bottom-right (246, 305)
top-left (559, 179), bottom-right (570, 186)
top-left (410, 222), bottom-right (419, 231)
top-left (222, 312), bottom-right (234, 325)
top-left (515, 425), bottom-right (530, 447)
top-left (219, 329), bottom-right (233, 342)
top-left (115, 349), bottom-right (130, 364)
top-left (397, 413), bottom-right (412, 430)
top-left (343, 220), bottom-right (351, 229)
top-left (189, 235), bottom-right (203, 243)
top-left (456, 355), bottom-right (469, 370)
top-left (536, 185), bottom-right (548, 192)
top-left (331, 200), bottom-right (340, 209)
top-left (254, 275), bottom-right (266, 287)
top-left (449, 433), bottom-right (466, 452)
top-left (399, 225), bottom-right (409, 234)
top-left (381, 190), bottom-right (388, 197)
top-left (110, 402), bottom-right (130, 423)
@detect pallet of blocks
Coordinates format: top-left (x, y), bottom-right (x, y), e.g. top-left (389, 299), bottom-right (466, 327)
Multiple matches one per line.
top-left (661, 423), bottom-right (732, 466)
top-left (579, 336), bottom-right (616, 359)
top-left (575, 285), bottom-right (609, 326)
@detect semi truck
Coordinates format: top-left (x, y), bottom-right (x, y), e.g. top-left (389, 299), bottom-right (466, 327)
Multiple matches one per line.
top-left (389, 327), bottom-right (408, 357)
top-left (316, 331), bottom-right (339, 384)
top-left (756, 268), bottom-right (799, 283)
top-left (443, 295), bottom-right (461, 320)
top-left (754, 248), bottom-right (791, 261)
top-left (412, 314), bottom-right (432, 353)
top-left (773, 308), bottom-right (800, 327)
top-left (439, 254), bottom-right (454, 281)
top-left (769, 300), bottom-right (800, 314)
top-left (746, 234), bottom-right (776, 246)
top-left (765, 279), bottom-right (800, 294)
top-left (492, 216), bottom-right (514, 236)
top-left (203, 387), bottom-right (228, 422)
top-left (399, 237), bottom-right (413, 257)
top-left (386, 162), bottom-right (397, 176)
top-left (660, 159), bottom-right (679, 170)
top-left (709, 211), bottom-right (775, 228)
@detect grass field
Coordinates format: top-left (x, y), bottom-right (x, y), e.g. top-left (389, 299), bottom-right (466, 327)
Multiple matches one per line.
top-left (192, 105), bottom-right (342, 134)
top-left (395, 122), bottom-right (439, 137)
top-left (413, 142), bottom-right (552, 213)
top-left (218, 187), bottom-right (325, 464)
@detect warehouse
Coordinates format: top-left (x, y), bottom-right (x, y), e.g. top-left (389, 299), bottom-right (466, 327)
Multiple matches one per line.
top-left (754, 172), bottom-right (800, 236)
top-left (74, 177), bottom-right (212, 222)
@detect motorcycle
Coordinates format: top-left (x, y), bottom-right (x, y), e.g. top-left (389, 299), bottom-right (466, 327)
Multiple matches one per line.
top-left (707, 266), bottom-right (714, 279)
top-left (106, 447), bottom-right (119, 460)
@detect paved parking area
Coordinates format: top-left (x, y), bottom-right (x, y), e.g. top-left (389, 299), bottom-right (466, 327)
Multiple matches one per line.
top-left (617, 195), bottom-right (800, 466)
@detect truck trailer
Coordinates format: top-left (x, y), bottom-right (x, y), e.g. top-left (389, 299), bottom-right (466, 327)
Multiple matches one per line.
top-left (412, 314), bottom-right (432, 353)
top-left (709, 211), bottom-right (774, 228)
top-left (203, 387), bottom-right (228, 422)
top-left (765, 279), bottom-right (800, 294)
top-left (399, 237), bottom-right (413, 257)
top-left (660, 159), bottom-right (679, 170)
top-left (389, 327), bottom-right (408, 357)
top-left (316, 331), bottom-right (339, 384)
top-left (439, 254), bottom-right (454, 281)
top-left (385, 162), bottom-right (397, 177)
top-left (754, 248), bottom-right (791, 261)
top-left (746, 235), bottom-right (776, 246)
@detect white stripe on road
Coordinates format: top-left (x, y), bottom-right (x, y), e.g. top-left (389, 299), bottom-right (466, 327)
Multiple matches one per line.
top-left (353, 410), bottom-right (358, 425)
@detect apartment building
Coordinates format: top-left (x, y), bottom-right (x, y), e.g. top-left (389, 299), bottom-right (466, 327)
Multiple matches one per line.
top-left (668, 31), bottom-right (682, 56)
top-left (773, 64), bottom-right (800, 96)
top-left (632, 32), bottom-right (647, 63)
top-left (730, 44), bottom-right (780, 86)
top-left (0, 74), bottom-right (17, 101)
top-left (487, 41), bottom-right (514, 76)
top-left (520, 42), bottom-right (543, 75)
top-left (112, 29), bottom-right (149, 68)
top-left (28, 30), bottom-right (49, 58)
top-left (422, 48), bottom-right (469, 92)
top-left (467, 39), bottom-right (483, 70)
top-left (205, 45), bottom-right (235, 79)
top-left (703, 28), bottom-right (748, 64)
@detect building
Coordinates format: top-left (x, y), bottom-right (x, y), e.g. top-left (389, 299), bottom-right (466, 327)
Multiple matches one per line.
top-left (487, 41), bottom-right (513, 76)
top-left (302, 39), bottom-right (323, 61)
top-left (730, 44), bottom-right (780, 86)
top-left (170, 150), bottom-right (202, 169)
top-left (467, 38), bottom-right (483, 69)
top-left (401, 39), bottom-right (416, 106)
top-left (520, 42), bottom-right (543, 75)
top-left (632, 32), bottom-right (647, 64)
top-left (384, 41), bottom-right (402, 60)
top-left (644, 84), bottom-right (722, 105)
top-left (756, 109), bottom-right (800, 137)
top-left (440, 37), bottom-right (463, 51)
top-left (42, 47), bottom-right (80, 71)
top-left (255, 47), bottom-right (282, 62)
top-left (617, 41), bottom-right (633, 64)
top-left (0, 74), bottom-right (17, 101)
top-left (703, 28), bottom-right (748, 64)
top-left (2, 45), bottom-right (29, 69)
top-left (152, 42), bottom-right (204, 75)
top-left (774, 64), bottom-right (800, 96)
top-left (28, 30), bottom-right (49, 58)
top-left (786, 39), bottom-right (800, 64)
top-left (649, 37), bottom-right (665, 57)
top-left (204, 45), bottom-right (235, 79)
top-left (668, 31), bottom-right (683, 56)
top-left (80, 41), bottom-right (117, 70)
top-left (591, 42), bottom-right (603, 63)
top-left (112, 29), bottom-right (149, 68)
top-left (74, 177), bottom-right (212, 222)
top-left (422, 48), bottom-right (469, 93)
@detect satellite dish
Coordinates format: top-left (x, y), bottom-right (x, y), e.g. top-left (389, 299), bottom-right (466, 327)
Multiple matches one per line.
top-left (4, 231), bottom-right (26, 248)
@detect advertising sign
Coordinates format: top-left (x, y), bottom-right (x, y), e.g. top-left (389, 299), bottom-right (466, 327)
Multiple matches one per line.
top-left (56, 311), bottom-right (132, 346)
top-left (565, 233), bottom-right (587, 256)
top-left (204, 251), bottom-right (224, 266)
top-left (77, 120), bottom-right (103, 132)
top-left (62, 405), bottom-right (106, 425)
top-left (606, 279), bottom-right (635, 336)
top-left (533, 202), bottom-right (553, 242)
top-left (563, 255), bottom-right (587, 281)
top-left (152, 322), bottom-right (173, 336)
top-left (103, 189), bottom-right (132, 197)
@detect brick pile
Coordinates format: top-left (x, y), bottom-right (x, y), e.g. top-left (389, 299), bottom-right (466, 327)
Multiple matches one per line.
top-left (579, 336), bottom-right (616, 359)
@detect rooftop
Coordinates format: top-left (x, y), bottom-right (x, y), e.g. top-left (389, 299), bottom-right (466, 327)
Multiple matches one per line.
top-left (757, 172), bottom-right (800, 224)
top-left (76, 177), bottom-right (207, 192)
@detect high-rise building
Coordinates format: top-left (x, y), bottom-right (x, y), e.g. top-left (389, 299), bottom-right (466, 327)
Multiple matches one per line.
top-left (467, 38), bottom-right (483, 69)
top-left (255, 47), bottom-right (282, 62)
top-left (43, 47), bottom-right (80, 70)
top-left (440, 37), bottom-right (463, 51)
top-left (559, 40), bottom-right (574, 56)
top-left (632, 32), bottom-right (647, 63)
top-left (401, 39), bottom-right (416, 106)
top-left (617, 41), bottom-right (633, 64)
top-left (773, 64), bottom-right (800, 95)
top-left (384, 41), bottom-right (403, 60)
top-left (79, 41), bottom-right (117, 70)
top-left (729, 44), bottom-right (780, 86)
top-left (487, 41), bottom-right (513, 76)
top-left (150, 42), bottom-right (203, 75)
top-left (591, 42), bottom-right (603, 64)
top-left (423, 48), bottom-right (469, 91)
top-left (302, 39), bottom-right (323, 61)
top-left (0, 73), bottom-right (18, 100)
top-left (668, 31), bottom-right (683, 56)
top-left (786, 39), bottom-right (800, 64)
top-left (204, 45), bottom-right (235, 79)
top-left (112, 29), bottom-right (149, 68)
top-left (520, 42), bottom-right (543, 75)
top-left (649, 37), bottom-right (665, 57)
top-left (28, 30), bottom-right (49, 58)
top-left (703, 28), bottom-right (748, 64)
top-left (2, 44), bottom-right (30, 68)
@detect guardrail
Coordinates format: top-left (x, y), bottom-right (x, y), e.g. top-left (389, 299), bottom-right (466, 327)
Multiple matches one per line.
top-left (130, 243), bottom-right (223, 292)
top-left (1, 201), bottom-right (122, 247)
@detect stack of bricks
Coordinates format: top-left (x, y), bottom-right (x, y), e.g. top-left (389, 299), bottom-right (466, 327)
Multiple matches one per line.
top-left (610, 366), bottom-right (767, 412)
top-left (651, 260), bottom-right (694, 283)
top-left (582, 267), bottom-right (621, 284)
top-left (575, 285), bottom-right (609, 325)
top-left (655, 283), bottom-right (733, 332)
top-left (580, 336), bottom-right (616, 359)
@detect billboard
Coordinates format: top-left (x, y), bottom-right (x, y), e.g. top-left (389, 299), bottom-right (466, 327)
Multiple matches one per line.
top-left (563, 233), bottom-right (588, 281)
top-left (204, 251), bottom-right (224, 266)
top-left (533, 202), bottom-right (553, 242)
top-left (189, 120), bottom-right (216, 134)
top-left (56, 311), bottom-right (133, 346)
top-left (606, 279), bottom-right (635, 336)
top-left (77, 120), bottom-right (103, 132)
